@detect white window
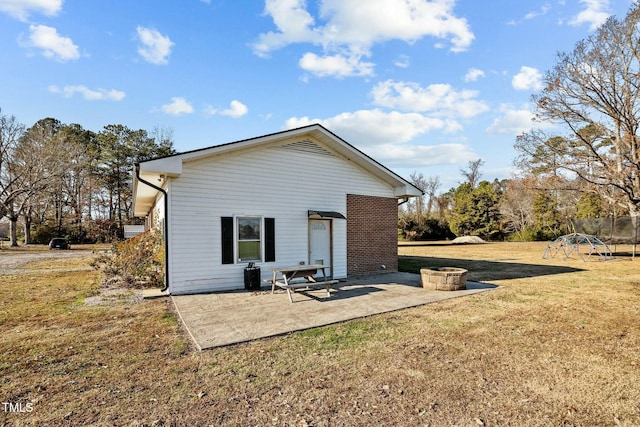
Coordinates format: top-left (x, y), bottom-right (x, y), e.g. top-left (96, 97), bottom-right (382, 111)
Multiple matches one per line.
top-left (237, 216), bottom-right (262, 262)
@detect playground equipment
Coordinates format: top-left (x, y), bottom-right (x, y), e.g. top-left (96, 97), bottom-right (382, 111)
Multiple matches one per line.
top-left (543, 233), bottom-right (614, 262)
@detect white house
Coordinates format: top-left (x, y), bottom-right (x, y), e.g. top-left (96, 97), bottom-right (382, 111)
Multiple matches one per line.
top-left (133, 124), bottom-right (422, 295)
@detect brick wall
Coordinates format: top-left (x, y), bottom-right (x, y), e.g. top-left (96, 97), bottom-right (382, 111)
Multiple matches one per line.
top-left (346, 194), bottom-right (398, 275)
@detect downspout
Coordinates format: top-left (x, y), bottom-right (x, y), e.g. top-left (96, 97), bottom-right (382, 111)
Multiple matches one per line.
top-left (397, 197), bottom-right (409, 206)
top-left (135, 164), bottom-right (170, 293)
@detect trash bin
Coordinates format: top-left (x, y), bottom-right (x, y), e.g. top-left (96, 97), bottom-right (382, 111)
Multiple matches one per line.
top-left (244, 262), bottom-right (261, 291)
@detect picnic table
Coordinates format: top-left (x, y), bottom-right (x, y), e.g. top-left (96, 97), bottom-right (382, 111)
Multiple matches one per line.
top-left (267, 264), bottom-right (339, 303)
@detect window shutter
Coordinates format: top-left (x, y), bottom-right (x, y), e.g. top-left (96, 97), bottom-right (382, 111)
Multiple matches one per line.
top-left (265, 217), bottom-right (275, 262)
top-left (221, 217), bottom-right (234, 264)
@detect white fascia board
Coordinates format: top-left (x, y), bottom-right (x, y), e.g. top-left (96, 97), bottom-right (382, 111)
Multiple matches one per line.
top-left (139, 156), bottom-right (182, 177)
top-left (394, 185), bottom-right (424, 198)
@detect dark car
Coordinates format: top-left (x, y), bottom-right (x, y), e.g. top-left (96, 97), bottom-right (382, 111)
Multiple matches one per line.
top-left (48, 238), bottom-right (70, 250)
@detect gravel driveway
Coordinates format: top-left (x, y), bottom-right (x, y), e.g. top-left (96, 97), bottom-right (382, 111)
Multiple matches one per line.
top-left (0, 250), bottom-right (94, 275)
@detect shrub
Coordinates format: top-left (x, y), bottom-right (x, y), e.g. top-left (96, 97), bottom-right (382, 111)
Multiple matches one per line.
top-left (398, 217), bottom-right (454, 241)
top-left (30, 224), bottom-right (60, 244)
top-left (83, 219), bottom-right (122, 243)
top-left (93, 229), bottom-right (165, 288)
top-left (517, 225), bottom-right (561, 241)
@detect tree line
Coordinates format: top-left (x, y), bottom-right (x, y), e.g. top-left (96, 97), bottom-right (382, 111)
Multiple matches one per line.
top-left (398, 159), bottom-right (615, 242)
top-left (0, 110), bottom-right (174, 246)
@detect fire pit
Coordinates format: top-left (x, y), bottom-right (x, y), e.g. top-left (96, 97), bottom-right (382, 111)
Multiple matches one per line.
top-left (420, 267), bottom-right (468, 291)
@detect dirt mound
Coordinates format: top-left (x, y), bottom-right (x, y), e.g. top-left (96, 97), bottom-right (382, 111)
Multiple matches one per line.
top-left (451, 236), bottom-right (486, 244)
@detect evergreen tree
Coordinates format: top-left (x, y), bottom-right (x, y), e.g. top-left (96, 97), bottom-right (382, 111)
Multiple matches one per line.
top-left (531, 190), bottom-right (563, 240)
top-left (575, 192), bottom-right (604, 219)
top-left (449, 181), bottom-right (502, 240)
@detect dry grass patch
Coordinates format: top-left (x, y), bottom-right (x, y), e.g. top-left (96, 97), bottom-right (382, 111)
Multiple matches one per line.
top-left (0, 269), bottom-right (189, 426)
top-left (18, 256), bottom-right (95, 272)
top-left (1, 243), bottom-right (639, 426)
top-left (0, 243), bottom-right (110, 253)
top-left (0, 245), bottom-right (51, 254)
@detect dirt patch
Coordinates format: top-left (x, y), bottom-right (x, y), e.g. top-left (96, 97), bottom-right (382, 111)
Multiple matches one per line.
top-left (82, 286), bottom-right (143, 306)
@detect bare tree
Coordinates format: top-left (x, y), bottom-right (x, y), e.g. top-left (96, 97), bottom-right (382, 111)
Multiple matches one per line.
top-left (151, 125), bottom-right (174, 151)
top-left (516, 3), bottom-right (640, 217)
top-left (0, 110), bottom-right (25, 242)
top-left (3, 118), bottom-right (66, 245)
top-left (424, 176), bottom-right (441, 217)
top-left (435, 191), bottom-right (453, 222)
top-left (409, 171), bottom-right (428, 224)
top-left (460, 159), bottom-right (484, 188)
top-left (499, 176), bottom-right (536, 240)
top-left (55, 124), bottom-right (97, 238)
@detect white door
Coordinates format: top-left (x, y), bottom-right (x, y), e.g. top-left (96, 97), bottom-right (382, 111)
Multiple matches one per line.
top-left (309, 219), bottom-right (332, 277)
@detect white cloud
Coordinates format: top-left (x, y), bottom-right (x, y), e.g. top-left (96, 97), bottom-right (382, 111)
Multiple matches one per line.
top-left (299, 52), bottom-right (374, 78)
top-left (512, 66), bottom-right (543, 91)
top-left (569, 0), bottom-right (610, 31)
top-left (285, 110), bottom-right (476, 167)
top-left (394, 54), bottom-right (410, 68)
top-left (204, 100), bottom-right (249, 118)
top-left (286, 109), bottom-right (455, 146)
top-left (508, 4), bottom-right (551, 25)
top-left (486, 107), bottom-right (536, 135)
top-left (371, 79), bottom-right (489, 118)
top-left (48, 85), bottom-right (125, 101)
top-left (317, 0), bottom-right (474, 51)
top-left (203, 105), bottom-right (218, 117)
top-left (464, 68), bottom-right (485, 82)
top-left (161, 97), bottom-right (194, 115)
top-left (285, 78), bottom-right (492, 167)
top-left (21, 24), bottom-right (79, 62)
top-left (253, 0), bottom-right (474, 78)
top-left (220, 100), bottom-right (249, 118)
top-left (0, 0), bottom-right (62, 21)
top-left (365, 142), bottom-right (478, 167)
top-left (136, 26), bottom-right (174, 65)
top-left (252, 0), bottom-right (319, 56)
top-left (524, 4), bottom-right (550, 20)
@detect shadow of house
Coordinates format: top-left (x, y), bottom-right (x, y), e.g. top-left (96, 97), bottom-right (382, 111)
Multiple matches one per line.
top-left (399, 255), bottom-right (585, 283)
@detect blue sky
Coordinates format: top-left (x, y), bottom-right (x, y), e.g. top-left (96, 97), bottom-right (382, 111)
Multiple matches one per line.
top-left (0, 0), bottom-right (633, 190)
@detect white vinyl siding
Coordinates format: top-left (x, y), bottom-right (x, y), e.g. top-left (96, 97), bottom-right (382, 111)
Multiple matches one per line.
top-left (167, 138), bottom-right (395, 294)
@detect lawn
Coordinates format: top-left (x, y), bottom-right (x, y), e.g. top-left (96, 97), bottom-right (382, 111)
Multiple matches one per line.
top-left (1, 242), bottom-right (639, 426)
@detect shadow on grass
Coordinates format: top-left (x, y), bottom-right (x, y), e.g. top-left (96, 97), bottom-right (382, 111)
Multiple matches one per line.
top-left (399, 255), bottom-right (585, 282)
top-left (611, 250), bottom-right (638, 258)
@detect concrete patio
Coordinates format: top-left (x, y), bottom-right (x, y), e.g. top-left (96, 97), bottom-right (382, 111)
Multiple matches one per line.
top-left (171, 272), bottom-right (497, 350)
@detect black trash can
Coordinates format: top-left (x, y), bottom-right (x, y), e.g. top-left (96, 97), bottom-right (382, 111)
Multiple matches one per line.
top-left (244, 263), bottom-right (261, 291)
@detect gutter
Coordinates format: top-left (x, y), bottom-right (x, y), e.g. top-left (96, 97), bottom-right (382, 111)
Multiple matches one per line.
top-left (135, 164), bottom-right (170, 293)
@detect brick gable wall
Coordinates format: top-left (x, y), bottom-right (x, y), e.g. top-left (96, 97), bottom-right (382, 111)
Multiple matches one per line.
top-left (346, 194), bottom-right (398, 275)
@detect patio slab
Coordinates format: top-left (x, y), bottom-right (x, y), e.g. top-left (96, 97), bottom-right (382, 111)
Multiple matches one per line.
top-left (171, 272), bottom-right (497, 350)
